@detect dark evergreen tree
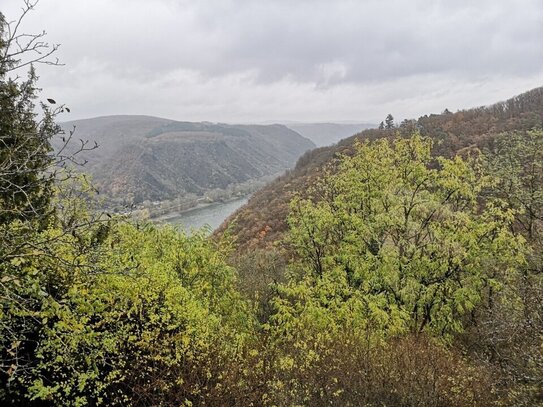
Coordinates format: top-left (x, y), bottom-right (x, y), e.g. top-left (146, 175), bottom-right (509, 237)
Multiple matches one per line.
top-left (0, 8), bottom-right (83, 403)
top-left (385, 113), bottom-right (394, 129)
top-left (0, 10), bottom-right (60, 230)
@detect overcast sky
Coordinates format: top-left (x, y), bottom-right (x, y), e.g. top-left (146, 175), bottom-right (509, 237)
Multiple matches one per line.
top-left (3, 0), bottom-right (543, 123)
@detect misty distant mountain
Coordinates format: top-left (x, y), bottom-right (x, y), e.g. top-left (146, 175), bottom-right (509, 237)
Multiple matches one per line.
top-left (59, 115), bottom-right (315, 204)
top-left (285, 122), bottom-right (375, 147)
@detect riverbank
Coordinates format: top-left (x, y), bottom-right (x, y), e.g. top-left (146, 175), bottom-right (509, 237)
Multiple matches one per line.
top-left (123, 173), bottom-right (278, 221)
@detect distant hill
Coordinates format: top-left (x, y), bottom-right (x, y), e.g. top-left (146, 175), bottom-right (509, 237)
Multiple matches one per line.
top-left (59, 116), bottom-right (315, 204)
top-left (285, 122), bottom-right (375, 147)
top-left (218, 86), bottom-right (543, 253)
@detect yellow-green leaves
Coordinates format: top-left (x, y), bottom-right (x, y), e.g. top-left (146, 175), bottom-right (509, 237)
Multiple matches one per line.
top-left (14, 221), bottom-right (254, 405)
top-left (282, 133), bottom-right (524, 338)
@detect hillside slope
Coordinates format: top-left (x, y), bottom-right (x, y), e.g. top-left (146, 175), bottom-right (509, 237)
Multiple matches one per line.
top-left (218, 86), bottom-right (543, 252)
top-left (59, 116), bottom-right (315, 204)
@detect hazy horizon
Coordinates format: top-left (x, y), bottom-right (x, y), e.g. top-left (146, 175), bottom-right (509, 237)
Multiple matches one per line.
top-left (58, 113), bottom-right (376, 127)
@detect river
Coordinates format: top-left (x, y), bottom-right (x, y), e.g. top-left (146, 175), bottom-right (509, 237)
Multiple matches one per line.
top-left (159, 196), bottom-right (249, 232)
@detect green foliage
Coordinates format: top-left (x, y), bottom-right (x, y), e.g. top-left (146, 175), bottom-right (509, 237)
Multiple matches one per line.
top-left (485, 128), bottom-right (542, 269)
top-left (280, 134), bottom-right (524, 338)
top-left (234, 248), bottom-right (286, 323)
top-left (0, 8), bottom-right (59, 228)
top-left (1, 175), bottom-right (255, 405)
top-left (20, 222), bottom-right (253, 405)
top-left (252, 134), bottom-right (529, 406)
top-left (0, 176), bottom-right (113, 403)
top-left (460, 129), bottom-right (543, 405)
top-left (1, 10), bottom-right (65, 401)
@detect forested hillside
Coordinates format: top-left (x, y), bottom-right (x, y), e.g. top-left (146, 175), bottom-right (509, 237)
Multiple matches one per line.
top-left (59, 116), bottom-right (315, 205)
top-left (219, 86), bottom-right (543, 253)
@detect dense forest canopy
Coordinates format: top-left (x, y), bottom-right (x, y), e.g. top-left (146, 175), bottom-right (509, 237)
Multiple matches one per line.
top-left (1, 2), bottom-right (542, 406)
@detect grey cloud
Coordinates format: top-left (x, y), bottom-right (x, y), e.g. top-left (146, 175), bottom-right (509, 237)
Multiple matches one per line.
top-left (178, 0), bottom-right (543, 82)
top-left (1, 0), bottom-right (542, 122)
top-left (8, 0), bottom-right (543, 81)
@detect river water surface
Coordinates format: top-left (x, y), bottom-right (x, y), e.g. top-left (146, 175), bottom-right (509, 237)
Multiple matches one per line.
top-left (161, 196), bottom-right (249, 232)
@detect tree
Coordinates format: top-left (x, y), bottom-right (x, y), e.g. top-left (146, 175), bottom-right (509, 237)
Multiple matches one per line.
top-left (0, 4), bottom-right (98, 402)
top-left (461, 129), bottom-right (543, 404)
top-left (0, 1), bottom-right (93, 235)
top-left (485, 129), bottom-right (542, 260)
top-left (0, 1), bottom-right (91, 230)
top-left (0, 10), bottom-right (57, 228)
top-left (22, 223), bottom-right (254, 405)
top-left (279, 134), bottom-right (524, 338)
top-left (385, 113), bottom-right (394, 129)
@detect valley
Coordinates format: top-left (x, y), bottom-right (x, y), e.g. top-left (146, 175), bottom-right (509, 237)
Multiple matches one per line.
top-left (58, 116), bottom-right (315, 215)
top-left (3, 1), bottom-right (543, 404)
